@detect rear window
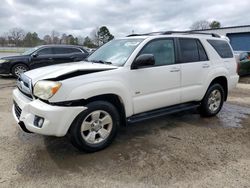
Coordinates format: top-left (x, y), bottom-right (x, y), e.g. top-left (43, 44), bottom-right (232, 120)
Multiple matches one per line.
top-left (207, 39), bottom-right (233, 58)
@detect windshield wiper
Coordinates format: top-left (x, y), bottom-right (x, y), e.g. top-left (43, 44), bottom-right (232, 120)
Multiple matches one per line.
top-left (91, 60), bottom-right (113, 65)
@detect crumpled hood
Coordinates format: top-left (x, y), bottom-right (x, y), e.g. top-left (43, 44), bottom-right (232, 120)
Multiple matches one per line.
top-left (24, 61), bottom-right (117, 83)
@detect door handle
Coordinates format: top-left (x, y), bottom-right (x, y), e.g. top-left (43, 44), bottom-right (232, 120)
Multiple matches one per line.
top-left (170, 68), bottom-right (180, 72)
top-left (202, 64), bottom-right (210, 68)
top-left (48, 57), bottom-right (53, 60)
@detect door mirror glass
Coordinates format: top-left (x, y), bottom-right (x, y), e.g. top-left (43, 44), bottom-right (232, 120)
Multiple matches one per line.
top-left (132, 54), bottom-right (155, 69)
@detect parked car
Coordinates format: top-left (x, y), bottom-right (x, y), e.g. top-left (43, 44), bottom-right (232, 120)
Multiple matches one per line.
top-left (234, 51), bottom-right (250, 76)
top-left (0, 45), bottom-right (89, 77)
top-left (12, 31), bottom-right (239, 152)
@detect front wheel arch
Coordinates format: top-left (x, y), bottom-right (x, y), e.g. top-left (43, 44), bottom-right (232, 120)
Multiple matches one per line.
top-left (11, 63), bottom-right (29, 77)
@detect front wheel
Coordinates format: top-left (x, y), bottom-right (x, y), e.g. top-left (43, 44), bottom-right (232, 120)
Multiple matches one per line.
top-left (11, 64), bottom-right (29, 78)
top-left (69, 101), bottom-right (120, 152)
top-left (200, 84), bottom-right (225, 117)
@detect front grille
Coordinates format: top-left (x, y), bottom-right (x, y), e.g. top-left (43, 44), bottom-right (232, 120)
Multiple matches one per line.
top-left (14, 101), bottom-right (22, 120)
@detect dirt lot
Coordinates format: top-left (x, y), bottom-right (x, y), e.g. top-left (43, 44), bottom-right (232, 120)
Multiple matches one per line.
top-left (0, 76), bottom-right (250, 188)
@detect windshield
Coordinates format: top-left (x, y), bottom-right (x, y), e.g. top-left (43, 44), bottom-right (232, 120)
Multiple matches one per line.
top-left (22, 47), bottom-right (39, 55)
top-left (87, 39), bottom-right (144, 66)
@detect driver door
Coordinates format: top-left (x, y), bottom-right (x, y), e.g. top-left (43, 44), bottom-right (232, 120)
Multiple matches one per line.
top-left (129, 38), bottom-right (181, 114)
top-left (30, 47), bottom-right (54, 69)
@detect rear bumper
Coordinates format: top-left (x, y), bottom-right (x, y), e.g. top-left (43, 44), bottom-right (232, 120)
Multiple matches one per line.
top-left (228, 75), bottom-right (239, 90)
top-left (12, 88), bottom-right (86, 137)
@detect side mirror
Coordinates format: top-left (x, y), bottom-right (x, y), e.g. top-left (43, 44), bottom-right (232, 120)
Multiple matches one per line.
top-left (32, 53), bottom-right (38, 58)
top-left (132, 54), bottom-right (155, 69)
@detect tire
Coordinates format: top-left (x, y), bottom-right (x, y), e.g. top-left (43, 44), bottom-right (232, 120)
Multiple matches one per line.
top-left (11, 64), bottom-right (29, 78)
top-left (69, 101), bottom-right (120, 152)
top-left (200, 84), bottom-right (225, 117)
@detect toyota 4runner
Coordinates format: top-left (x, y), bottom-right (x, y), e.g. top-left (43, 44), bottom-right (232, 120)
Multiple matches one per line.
top-left (12, 31), bottom-right (239, 152)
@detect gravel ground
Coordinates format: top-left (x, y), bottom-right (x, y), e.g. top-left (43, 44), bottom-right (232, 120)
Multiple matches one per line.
top-left (0, 76), bottom-right (250, 188)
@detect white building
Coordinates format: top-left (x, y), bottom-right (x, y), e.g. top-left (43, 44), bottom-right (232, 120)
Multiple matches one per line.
top-left (196, 25), bottom-right (250, 51)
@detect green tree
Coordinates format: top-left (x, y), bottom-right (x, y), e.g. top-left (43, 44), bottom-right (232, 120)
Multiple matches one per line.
top-left (83, 36), bottom-right (97, 48)
top-left (23, 32), bottom-right (41, 47)
top-left (75, 37), bottom-right (79, 45)
top-left (67, 35), bottom-right (75, 45)
top-left (210, 21), bottom-right (221, 29)
top-left (97, 26), bottom-right (114, 46)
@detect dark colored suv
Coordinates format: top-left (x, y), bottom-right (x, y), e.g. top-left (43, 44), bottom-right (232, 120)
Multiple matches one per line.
top-left (0, 45), bottom-right (89, 77)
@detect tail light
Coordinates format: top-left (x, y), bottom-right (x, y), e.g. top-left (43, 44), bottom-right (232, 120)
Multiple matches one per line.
top-left (236, 62), bottom-right (240, 74)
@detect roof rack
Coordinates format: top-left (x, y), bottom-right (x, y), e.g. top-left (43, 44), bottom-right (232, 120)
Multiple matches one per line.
top-left (127, 31), bottom-right (221, 38)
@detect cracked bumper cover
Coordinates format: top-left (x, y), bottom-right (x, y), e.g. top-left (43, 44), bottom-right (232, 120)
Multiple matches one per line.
top-left (12, 88), bottom-right (86, 137)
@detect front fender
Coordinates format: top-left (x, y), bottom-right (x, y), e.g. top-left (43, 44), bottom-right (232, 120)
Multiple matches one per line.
top-left (51, 80), bottom-right (133, 117)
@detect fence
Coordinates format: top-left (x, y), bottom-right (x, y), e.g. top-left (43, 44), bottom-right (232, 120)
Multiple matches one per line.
top-left (0, 47), bottom-right (30, 53)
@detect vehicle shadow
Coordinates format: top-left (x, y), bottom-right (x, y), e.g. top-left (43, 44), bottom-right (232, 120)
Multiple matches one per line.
top-left (40, 111), bottom-right (198, 173)
top-left (0, 75), bottom-right (15, 79)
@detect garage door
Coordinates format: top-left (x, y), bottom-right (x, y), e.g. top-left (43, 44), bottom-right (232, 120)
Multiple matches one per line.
top-left (227, 32), bottom-right (250, 51)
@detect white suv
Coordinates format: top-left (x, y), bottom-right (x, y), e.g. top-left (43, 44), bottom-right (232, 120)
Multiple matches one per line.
top-left (12, 31), bottom-right (239, 152)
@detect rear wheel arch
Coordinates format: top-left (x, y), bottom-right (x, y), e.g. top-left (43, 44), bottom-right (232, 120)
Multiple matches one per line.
top-left (207, 76), bottom-right (228, 101)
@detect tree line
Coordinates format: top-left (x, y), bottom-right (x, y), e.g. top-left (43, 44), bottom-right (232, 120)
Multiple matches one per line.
top-left (190, 20), bottom-right (221, 30)
top-left (0, 20), bottom-right (221, 48)
top-left (0, 26), bottom-right (114, 48)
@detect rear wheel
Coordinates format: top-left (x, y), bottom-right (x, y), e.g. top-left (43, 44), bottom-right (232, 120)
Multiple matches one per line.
top-left (11, 64), bottom-right (29, 77)
top-left (69, 101), bottom-right (120, 152)
top-left (200, 84), bottom-right (225, 117)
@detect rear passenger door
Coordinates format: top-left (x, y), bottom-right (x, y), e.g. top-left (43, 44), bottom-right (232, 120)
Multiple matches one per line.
top-left (178, 38), bottom-right (211, 103)
top-left (52, 47), bottom-right (74, 64)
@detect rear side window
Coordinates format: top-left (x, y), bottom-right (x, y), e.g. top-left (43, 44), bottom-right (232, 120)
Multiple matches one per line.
top-left (179, 38), bottom-right (208, 63)
top-left (53, 47), bottom-right (82, 54)
top-left (53, 47), bottom-right (72, 54)
top-left (197, 40), bottom-right (208, 61)
top-left (69, 48), bottom-right (82, 53)
top-left (207, 39), bottom-right (233, 58)
top-left (179, 39), bottom-right (197, 63)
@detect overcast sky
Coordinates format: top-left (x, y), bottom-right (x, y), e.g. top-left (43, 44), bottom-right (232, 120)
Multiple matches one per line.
top-left (1, 0), bottom-right (250, 38)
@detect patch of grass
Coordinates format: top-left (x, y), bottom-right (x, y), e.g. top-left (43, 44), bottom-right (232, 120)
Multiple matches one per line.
top-left (0, 50), bottom-right (23, 53)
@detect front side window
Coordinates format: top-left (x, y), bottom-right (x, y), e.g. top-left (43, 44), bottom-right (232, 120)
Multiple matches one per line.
top-left (37, 48), bottom-right (53, 55)
top-left (22, 47), bottom-right (39, 55)
top-left (207, 39), bottom-right (233, 58)
top-left (139, 39), bottom-right (175, 66)
top-left (87, 39), bottom-right (143, 66)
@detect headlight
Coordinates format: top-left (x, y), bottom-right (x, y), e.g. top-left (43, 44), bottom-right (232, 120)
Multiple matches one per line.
top-left (0, 59), bottom-right (9, 64)
top-left (34, 81), bottom-right (62, 100)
